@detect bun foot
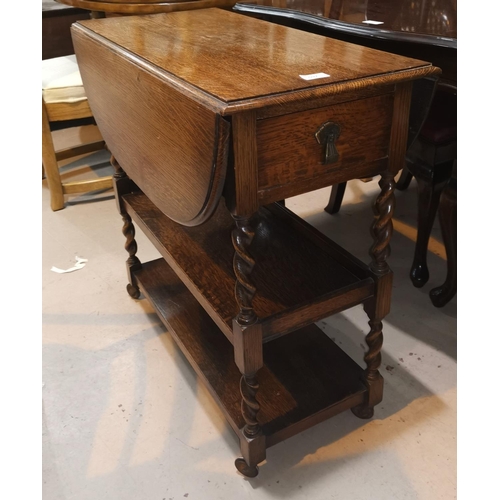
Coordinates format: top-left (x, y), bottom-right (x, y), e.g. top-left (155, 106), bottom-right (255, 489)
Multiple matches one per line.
top-left (235, 458), bottom-right (259, 478)
top-left (410, 263), bottom-right (429, 288)
top-left (429, 284), bottom-right (456, 308)
top-left (351, 405), bottom-right (374, 420)
top-left (126, 283), bottom-right (140, 299)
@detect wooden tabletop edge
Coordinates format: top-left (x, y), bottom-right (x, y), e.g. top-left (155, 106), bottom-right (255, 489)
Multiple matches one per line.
top-left (221, 64), bottom-right (442, 115)
top-left (71, 22), bottom-right (228, 114)
top-left (72, 21), bottom-right (441, 116)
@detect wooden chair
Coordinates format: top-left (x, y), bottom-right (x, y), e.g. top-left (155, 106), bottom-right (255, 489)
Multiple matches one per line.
top-left (42, 55), bottom-right (113, 211)
top-left (405, 86), bottom-right (457, 290)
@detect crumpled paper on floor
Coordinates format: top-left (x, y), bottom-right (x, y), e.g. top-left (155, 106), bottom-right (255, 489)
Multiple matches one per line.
top-left (51, 256), bottom-right (88, 274)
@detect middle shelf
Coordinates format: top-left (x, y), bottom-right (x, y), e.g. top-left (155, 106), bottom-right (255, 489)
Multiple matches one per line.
top-left (123, 191), bottom-right (375, 344)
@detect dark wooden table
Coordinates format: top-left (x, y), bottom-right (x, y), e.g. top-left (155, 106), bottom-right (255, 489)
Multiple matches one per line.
top-left (72, 8), bottom-right (440, 477)
top-left (55, 0), bottom-right (238, 15)
top-left (233, 0), bottom-right (457, 85)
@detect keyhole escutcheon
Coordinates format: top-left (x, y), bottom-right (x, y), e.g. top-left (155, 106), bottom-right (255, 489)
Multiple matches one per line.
top-left (315, 122), bottom-right (341, 165)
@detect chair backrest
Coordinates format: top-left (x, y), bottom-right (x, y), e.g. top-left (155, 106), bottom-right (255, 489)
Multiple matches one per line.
top-left (407, 76), bottom-right (440, 150)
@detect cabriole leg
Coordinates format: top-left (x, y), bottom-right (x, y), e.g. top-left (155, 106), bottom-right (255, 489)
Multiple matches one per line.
top-left (429, 179), bottom-right (457, 307)
top-left (408, 161), bottom-right (453, 288)
top-left (324, 182), bottom-right (347, 214)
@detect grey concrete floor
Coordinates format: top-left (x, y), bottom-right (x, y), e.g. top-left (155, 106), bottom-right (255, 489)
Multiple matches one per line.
top-left (42, 128), bottom-right (457, 499)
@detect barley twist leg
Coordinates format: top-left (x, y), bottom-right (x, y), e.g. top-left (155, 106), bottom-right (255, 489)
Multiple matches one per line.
top-left (353, 173), bottom-right (395, 419)
top-left (112, 156), bottom-right (141, 298)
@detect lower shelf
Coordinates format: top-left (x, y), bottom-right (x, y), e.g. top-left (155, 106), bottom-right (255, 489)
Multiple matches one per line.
top-left (134, 258), bottom-right (368, 447)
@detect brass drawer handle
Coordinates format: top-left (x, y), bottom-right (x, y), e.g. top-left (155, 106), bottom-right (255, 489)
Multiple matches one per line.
top-left (315, 122), bottom-right (341, 164)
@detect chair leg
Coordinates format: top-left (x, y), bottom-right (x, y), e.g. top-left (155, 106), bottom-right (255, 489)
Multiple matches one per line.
top-left (42, 101), bottom-right (64, 211)
top-left (409, 163), bottom-right (452, 288)
top-left (429, 181), bottom-right (457, 307)
top-left (324, 182), bottom-right (347, 214)
top-left (395, 165), bottom-right (413, 191)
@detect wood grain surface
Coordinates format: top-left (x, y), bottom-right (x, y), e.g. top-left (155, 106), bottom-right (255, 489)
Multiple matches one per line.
top-left (58, 0), bottom-right (237, 15)
top-left (123, 192), bottom-right (375, 342)
top-left (74, 8), bottom-right (437, 106)
top-left (72, 8), bottom-right (439, 222)
top-left (134, 257), bottom-right (367, 446)
top-left (72, 28), bottom-right (230, 226)
top-left (234, 0), bottom-right (457, 41)
top-left (256, 93), bottom-right (393, 194)
top-left (69, 7), bottom-right (442, 474)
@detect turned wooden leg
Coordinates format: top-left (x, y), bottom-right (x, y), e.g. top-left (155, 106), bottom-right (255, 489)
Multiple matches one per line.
top-left (234, 370), bottom-right (263, 478)
top-left (368, 172), bottom-right (395, 275)
top-left (430, 179), bottom-right (457, 307)
top-left (324, 182), bottom-right (347, 214)
top-left (121, 212), bottom-right (141, 299)
top-left (352, 310), bottom-right (385, 419)
top-left (232, 215), bottom-right (258, 326)
top-left (231, 214), bottom-right (265, 477)
top-left (409, 161), bottom-right (452, 288)
top-left (112, 156), bottom-right (142, 298)
top-left (353, 172), bottom-right (394, 418)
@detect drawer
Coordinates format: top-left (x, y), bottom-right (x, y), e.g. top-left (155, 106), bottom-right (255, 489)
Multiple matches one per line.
top-left (256, 93), bottom-right (394, 203)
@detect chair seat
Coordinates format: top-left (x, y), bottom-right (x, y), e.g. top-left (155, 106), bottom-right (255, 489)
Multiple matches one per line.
top-left (42, 55), bottom-right (86, 104)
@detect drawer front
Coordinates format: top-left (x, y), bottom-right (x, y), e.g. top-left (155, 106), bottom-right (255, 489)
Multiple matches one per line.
top-left (256, 94), bottom-right (394, 202)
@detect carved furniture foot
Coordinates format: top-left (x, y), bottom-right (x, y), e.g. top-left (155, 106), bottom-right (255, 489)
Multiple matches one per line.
top-left (429, 279), bottom-right (456, 308)
top-left (126, 282), bottom-right (140, 299)
top-left (235, 457), bottom-right (259, 478)
top-left (351, 404), bottom-right (375, 419)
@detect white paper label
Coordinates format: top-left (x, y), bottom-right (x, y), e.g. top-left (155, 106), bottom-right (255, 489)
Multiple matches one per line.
top-left (362, 20), bottom-right (384, 25)
top-left (51, 256), bottom-right (88, 274)
top-left (299, 72), bottom-right (330, 81)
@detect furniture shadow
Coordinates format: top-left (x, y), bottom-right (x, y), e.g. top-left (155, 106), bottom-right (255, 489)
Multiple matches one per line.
top-left (294, 181), bottom-right (457, 360)
top-left (157, 308), bottom-right (446, 490)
